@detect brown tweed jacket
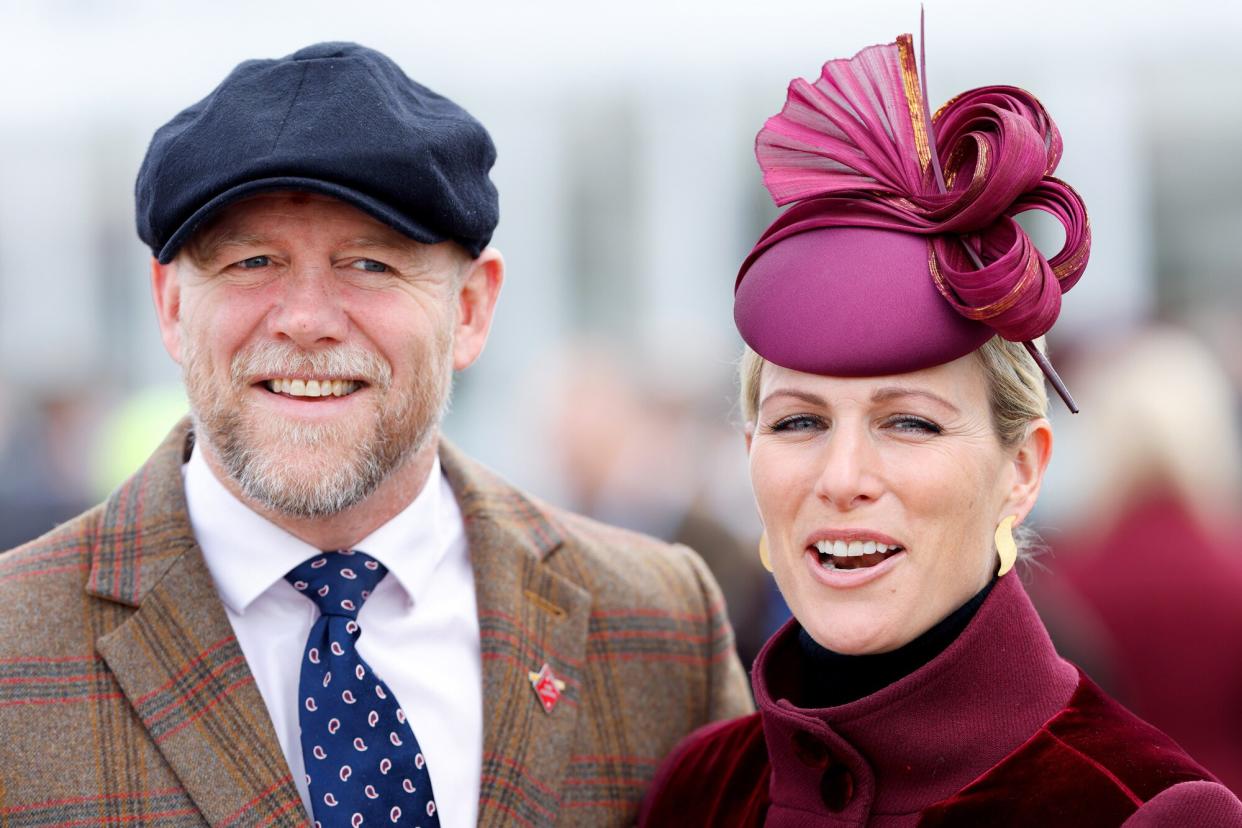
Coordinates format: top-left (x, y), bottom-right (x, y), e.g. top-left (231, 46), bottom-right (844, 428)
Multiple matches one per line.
top-left (0, 422), bottom-right (752, 827)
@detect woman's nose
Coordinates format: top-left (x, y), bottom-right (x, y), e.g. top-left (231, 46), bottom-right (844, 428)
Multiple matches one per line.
top-left (267, 264), bottom-right (349, 347)
top-left (812, 426), bottom-right (883, 510)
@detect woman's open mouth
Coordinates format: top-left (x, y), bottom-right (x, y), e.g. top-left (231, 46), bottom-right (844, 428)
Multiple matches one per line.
top-left (812, 539), bottom-right (904, 571)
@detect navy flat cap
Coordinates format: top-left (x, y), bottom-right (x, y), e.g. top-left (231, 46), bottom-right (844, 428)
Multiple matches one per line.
top-left (135, 42), bottom-right (498, 262)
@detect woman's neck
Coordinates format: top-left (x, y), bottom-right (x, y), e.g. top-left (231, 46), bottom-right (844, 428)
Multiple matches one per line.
top-left (797, 578), bottom-right (997, 708)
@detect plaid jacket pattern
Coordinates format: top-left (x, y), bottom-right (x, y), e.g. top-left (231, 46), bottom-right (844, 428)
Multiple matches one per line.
top-left (0, 422), bottom-right (752, 826)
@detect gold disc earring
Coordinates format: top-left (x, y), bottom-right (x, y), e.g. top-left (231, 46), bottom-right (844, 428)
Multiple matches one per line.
top-left (758, 533), bottom-right (773, 573)
top-left (995, 515), bottom-right (1018, 577)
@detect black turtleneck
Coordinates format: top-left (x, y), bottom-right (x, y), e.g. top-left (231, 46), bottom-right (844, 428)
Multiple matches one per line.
top-left (797, 578), bottom-right (997, 708)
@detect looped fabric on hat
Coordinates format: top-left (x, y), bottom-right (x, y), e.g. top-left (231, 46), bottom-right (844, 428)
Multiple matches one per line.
top-left (745, 35), bottom-right (1090, 344)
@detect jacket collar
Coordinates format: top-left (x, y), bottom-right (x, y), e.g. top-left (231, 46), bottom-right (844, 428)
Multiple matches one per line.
top-left (438, 440), bottom-right (591, 826)
top-left (753, 572), bottom-right (1079, 821)
top-left (90, 420), bottom-right (306, 826)
top-left (89, 420), bottom-right (589, 827)
top-left (86, 420), bottom-right (199, 607)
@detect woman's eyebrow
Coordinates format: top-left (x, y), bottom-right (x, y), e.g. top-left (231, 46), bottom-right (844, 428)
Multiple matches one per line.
top-left (871, 386), bottom-right (961, 415)
top-left (758, 388), bottom-right (825, 409)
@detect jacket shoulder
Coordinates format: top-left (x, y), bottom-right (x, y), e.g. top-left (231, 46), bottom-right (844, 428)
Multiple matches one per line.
top-left (0, 505), bottom-right (106, 674)
top-left (551, 503), bottom-right (701, 582)
top-left (921, 671), bottom-right (1232, 826)
top-left (1046, 672), bottom-right (1220, 799)
top-left (0, 503), bottom-right (102, 601)
top-left (640, 713), bottom-right (769, 827)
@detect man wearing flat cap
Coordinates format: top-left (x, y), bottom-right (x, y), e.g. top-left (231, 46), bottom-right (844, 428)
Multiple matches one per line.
top-left (0, 43), bottom-right (750, 827)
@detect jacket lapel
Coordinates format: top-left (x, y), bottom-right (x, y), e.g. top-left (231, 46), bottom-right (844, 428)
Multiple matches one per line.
top-left (90, 422), bottom-right (307, 827)
top-left (440, 443), bottom-right (591, 828)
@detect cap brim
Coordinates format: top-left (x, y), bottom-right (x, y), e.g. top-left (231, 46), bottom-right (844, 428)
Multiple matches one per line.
top-left (156, 176), bottom-right (449, 264)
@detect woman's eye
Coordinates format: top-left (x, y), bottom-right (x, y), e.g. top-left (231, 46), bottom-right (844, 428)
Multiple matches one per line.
top-left (350, 259), bottom-right (389, 273)
top-left (886, 415), bottom-right (942, 435)
top-left (767, 414), bottom-right (826, 433)
top-left (237, 255), bottom-right (270, 269)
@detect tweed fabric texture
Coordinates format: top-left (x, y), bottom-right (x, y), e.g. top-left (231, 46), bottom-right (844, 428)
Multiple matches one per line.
top-left (0, 419), bottom-right (751, 826)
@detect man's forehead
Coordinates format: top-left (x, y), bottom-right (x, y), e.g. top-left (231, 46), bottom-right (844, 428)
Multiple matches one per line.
top-left (188, 191), bottom-right (423, 258)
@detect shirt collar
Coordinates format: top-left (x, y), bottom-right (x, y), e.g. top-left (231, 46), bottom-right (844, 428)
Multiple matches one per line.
top-left (184, 444), bottom-right (457, 615)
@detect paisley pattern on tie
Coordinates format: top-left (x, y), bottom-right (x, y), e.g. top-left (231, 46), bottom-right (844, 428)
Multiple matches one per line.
top-left (286, 551), bottom-right (439, 827)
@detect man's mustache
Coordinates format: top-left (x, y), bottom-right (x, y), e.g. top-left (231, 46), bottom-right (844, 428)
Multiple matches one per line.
top-left (228, 341), bottom-right (392, 389)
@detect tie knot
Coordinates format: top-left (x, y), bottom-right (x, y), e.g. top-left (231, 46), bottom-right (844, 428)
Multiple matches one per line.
top-left (285, 550), bottom-right (387, 619)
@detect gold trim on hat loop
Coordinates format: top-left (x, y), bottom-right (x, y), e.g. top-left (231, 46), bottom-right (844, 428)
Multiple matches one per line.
top-left (897, 34), bottom-right (933, 175)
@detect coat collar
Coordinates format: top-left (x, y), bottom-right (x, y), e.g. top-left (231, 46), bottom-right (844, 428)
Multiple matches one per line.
top-left (753, 572), bottom-right (1080, 821)
top-left (89, 420), bottom-right (589, 827)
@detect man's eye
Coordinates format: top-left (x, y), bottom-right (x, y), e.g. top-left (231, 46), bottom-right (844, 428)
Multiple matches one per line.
top-left (350, 259), bottom-right (389, 273)
top-left (236, 255), bottom-right (270, 269)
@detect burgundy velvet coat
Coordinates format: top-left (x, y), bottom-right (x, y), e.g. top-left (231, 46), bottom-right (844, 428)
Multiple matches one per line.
top-left (640, 573), bottom-right (1242, 826)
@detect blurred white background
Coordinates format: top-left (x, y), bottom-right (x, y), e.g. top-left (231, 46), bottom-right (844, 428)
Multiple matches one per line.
top-left (3, 0), bottom-right (1242, 673)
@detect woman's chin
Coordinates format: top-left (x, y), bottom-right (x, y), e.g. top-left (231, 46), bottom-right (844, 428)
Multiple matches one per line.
top-left (794, 593), bottom-right (922, 655)
top-left (801, 622), bottom-right (906, 656)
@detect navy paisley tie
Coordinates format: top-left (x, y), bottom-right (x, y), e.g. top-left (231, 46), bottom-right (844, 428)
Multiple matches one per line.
top-left (285, 550), bottom-right (440, 827)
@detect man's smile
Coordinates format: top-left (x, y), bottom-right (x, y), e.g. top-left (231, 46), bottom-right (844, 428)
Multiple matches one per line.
top-left (262, 377), bottom-right (366, 398)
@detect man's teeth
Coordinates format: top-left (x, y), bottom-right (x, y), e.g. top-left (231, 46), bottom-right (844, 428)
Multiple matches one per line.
top-left (265, 378), bottom-right (360, 397)
top-left (813, 539), bottom-right (902, 557)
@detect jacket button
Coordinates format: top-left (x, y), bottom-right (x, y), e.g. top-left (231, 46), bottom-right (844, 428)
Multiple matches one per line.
top-left (791, 731), bottom-right (832, 768)
top-left (820, 763), bottom-right (854, 812)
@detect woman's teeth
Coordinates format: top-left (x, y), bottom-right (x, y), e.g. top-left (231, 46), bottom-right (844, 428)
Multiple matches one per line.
top-left (813, 539), bottom-right (903, 570)
top-left (265, 378), bottom-right (360, 397)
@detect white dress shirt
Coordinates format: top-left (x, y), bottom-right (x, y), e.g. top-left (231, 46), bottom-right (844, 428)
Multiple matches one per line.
top-left (183, 445), bottom-right (481, 828)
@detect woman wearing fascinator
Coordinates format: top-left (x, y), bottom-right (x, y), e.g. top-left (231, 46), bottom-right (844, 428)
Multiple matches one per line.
top-left (639, 30), bottom-right (1242, 827)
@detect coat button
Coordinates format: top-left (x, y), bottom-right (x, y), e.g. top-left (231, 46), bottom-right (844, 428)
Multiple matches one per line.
top-left (820, 763), bottom-right (854, 812)
top-left (791, 731), bottom-right (832, 768)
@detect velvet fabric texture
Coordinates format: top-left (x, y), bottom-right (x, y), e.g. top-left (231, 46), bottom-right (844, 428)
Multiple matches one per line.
top-left (640, 573), bottom-right (1242, 826)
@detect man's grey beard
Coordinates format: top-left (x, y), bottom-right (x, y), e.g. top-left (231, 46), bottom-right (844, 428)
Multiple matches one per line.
top-left (183, 337), bottom-right (452, 518)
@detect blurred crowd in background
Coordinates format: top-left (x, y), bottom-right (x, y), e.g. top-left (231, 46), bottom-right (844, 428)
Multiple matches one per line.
top-left (1, 0), bottom-right (1240, 795)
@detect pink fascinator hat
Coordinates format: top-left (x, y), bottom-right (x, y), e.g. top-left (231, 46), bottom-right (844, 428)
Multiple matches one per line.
top-left (734, 26), bottom-right (1090, 410)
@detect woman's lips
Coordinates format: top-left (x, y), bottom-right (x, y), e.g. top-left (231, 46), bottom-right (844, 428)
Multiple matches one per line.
top-left (811, 538), bottom-right (904, 570)
top-left (803, 546), bottom-right (906, 588)
top-left (805, 529), bottom-right (906, 573)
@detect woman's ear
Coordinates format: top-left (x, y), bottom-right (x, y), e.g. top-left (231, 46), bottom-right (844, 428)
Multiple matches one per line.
top-left (1003, 418), bottom-right (1054, 525)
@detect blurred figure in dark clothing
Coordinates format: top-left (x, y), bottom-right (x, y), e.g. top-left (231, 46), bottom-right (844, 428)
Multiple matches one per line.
top-left (0, 393), bottom-right (95, 549)
top-left (1032, 325), bottom-right (1242, 794)
top-left (547, 340), bottom-right (781, 667)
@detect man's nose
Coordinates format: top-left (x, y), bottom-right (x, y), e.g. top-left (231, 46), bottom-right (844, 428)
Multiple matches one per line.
top-left (812, 424), bottom-right (883, 511)
top-left (267, 264), bottom-right (349, 347)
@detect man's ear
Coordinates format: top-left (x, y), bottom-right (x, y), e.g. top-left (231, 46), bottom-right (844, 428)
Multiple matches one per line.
top-left (151, 257), bottom-right (183, 364)
top-left (1002, 418), bottom-right (1053, 526)
top-left (452, 247), bottom-right (505, 371)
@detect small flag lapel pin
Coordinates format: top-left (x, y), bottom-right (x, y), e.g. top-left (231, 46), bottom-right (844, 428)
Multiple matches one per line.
top-left (528, 663), bottom-right (566, 714)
